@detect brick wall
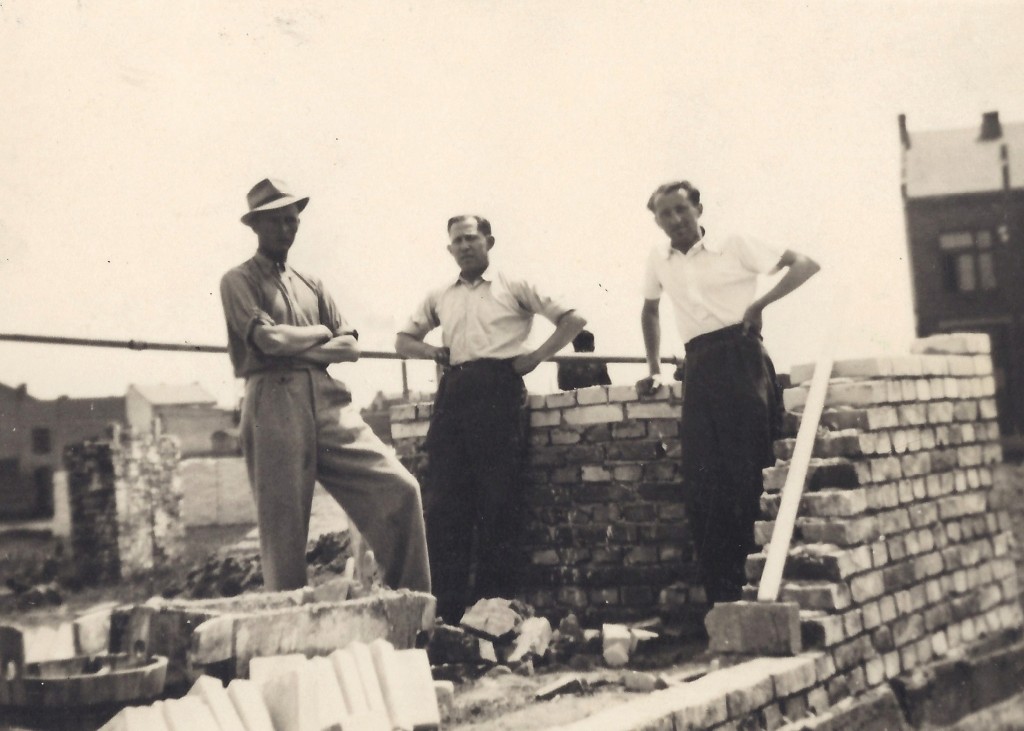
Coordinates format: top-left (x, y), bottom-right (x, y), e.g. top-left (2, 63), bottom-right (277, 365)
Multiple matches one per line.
top-left (750, 332), bottom-right (1023, 698)
top-left (391, 381), bottom-right (702, 623)
top-left (64, 428), bottom-right (185, 582)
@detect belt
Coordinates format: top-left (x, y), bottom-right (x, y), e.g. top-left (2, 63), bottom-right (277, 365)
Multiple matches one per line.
top-left (446, 358), bottom-right (515, 373)
top-left (685, 323), bottom-right (751, 354)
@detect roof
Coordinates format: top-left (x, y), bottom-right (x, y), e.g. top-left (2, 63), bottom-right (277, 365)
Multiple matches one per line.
top-left (128, 383), bottom-right (216, 406)
top-left (904, 119), bottom-right (1024, 198)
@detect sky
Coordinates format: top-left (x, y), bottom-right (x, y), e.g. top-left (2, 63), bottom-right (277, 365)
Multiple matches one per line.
top-left (2, 0), bottom-right (1024, 409)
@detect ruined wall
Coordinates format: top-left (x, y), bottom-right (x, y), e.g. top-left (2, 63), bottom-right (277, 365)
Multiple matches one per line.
top-left (750, 332), bottom-right (1023, 702)
top-left (391, 381), bottom-right (702, 623)
top-left (64, 428), bottom-right (185, 582)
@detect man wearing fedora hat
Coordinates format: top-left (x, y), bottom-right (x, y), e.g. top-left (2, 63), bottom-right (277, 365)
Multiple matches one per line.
top-left (220, 178), bottom-right (431, 593)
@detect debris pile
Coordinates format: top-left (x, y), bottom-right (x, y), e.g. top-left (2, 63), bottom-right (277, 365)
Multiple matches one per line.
top-left (426, 597), bottom-right (699, 702)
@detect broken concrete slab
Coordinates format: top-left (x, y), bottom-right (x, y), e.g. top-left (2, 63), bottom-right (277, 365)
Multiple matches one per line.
top-left (705, 601), bottom-right (802, 656)
top-left (258, 662), bottom-right (318, 731)
top-left (459, 597), bottom-right (523, 642)
top-left (73, 605), bottom-right (115, 657)
top-left (189, 590), bottom-right (435, 679)
top-left (536, 674), bottom-right (586, 700)
top-left (508, 616), bottom-right (552, 664)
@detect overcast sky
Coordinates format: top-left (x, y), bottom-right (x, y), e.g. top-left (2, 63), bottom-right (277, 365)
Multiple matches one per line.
top-left (3, 1), bottom-right (1023, 408)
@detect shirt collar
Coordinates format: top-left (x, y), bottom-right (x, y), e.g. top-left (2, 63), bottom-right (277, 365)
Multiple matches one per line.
top-left (254, 251), bottom-right (288, 274)
top-left (454, 265), bottom-right (494, 287)
top-left (662, 227), bottom-right (711, 259)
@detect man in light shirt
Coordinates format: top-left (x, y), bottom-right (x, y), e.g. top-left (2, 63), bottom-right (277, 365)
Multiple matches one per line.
top-left (396, 215), bottom-right (586, 623)
top-left (637, 180), bottom-right (820, 604)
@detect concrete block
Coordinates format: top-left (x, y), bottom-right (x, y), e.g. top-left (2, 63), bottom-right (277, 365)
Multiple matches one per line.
top-left (309, 656), bottom-right (349, 730)
top-left (705, 601), bottom-right (801, 655)
top-left (330, 647), bottom-right (370, 715)
top-left (227, 679), bottom-right (276, 731)
top-left (348, 641), bottom-right (389, 719)
top-left (368, 639), bottom-right (410, 730)
top-left (188, 675), bottom-right (247, 731)
top-left (911, 332), bottom-right (990, 355)
top-left (259, 662), bottom-right (318, 731)
top-left (162, 696), bottom-right (219, 731)
top-left (248, 653), bottom-right (306, 685)
top-left (602, 623), bottom-right (632, 667)
top-left (392, 648), bottom-right (442, 730)
top-left (73, 606), bottom-right (113, 657)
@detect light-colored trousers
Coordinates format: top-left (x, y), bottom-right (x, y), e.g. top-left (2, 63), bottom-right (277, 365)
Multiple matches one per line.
top-left (240, 368), bottom-right (431, 593)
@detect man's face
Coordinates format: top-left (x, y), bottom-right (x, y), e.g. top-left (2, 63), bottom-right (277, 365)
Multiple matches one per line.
top-left (447, 218), bottom-right (493, 276)
top-left (652, 190), bottom-right (702, 247)
top-left (250, 204), bottom-right (300, 260)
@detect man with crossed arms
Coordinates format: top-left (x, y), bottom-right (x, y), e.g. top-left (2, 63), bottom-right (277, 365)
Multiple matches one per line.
top-left (221, 178), bottom-right (430, 593)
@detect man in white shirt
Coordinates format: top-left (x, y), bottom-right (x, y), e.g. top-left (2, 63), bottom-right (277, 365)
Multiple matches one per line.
top-left (638, 180), bottom-right (820, 604)
top-left (396, 215), bottom-right (586, 623)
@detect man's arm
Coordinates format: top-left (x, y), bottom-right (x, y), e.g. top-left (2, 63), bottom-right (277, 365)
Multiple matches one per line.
top-left (251, 323), bottom-right (333, 356)
top-left (296, 334), bottom-right (360, 364)
top-left (742, 250), bottom-right (821, 335)
top-left (512, 311), bottom-right (587, 376)
top-left (395, 332), bottom-right (450, 366)
top-left (636, 298), bottom-right (665, 395)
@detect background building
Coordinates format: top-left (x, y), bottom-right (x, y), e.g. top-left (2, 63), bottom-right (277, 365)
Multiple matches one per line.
top-left (900, 111), bottom-right (1024, 452)
top-left (0, 382), bottom-right (125, 519)
top-left (126, 383), bottom-right (238, 457)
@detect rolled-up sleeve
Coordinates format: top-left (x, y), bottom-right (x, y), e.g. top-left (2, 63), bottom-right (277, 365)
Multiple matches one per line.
top-left (399, 291), bottom-right (440, 339)
top-left (220, 270), bottom-right (275, 348)
top-left (507, 277), bottom-right (574, 326)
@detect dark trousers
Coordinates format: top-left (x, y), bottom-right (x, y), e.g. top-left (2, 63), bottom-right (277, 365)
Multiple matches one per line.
top-left (681, 324), bottom-right (782, 604)
top-left (424, 359), bottom-right (528, 623)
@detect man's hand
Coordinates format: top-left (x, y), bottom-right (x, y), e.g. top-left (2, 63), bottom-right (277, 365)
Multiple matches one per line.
top-left (635, 373), bottom-right (667, 396)
top-left (431, 346), bottom-right (451, 366)
top-left (512, 351), bottom-right (541, 376)
top-left (742, 304), bottom-right (763, 337)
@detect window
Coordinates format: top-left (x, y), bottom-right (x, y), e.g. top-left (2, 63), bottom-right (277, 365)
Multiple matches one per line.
top-left (31, 427), bottom-right (52, 455)
top-left (939, 230), bottom-right (997, 293)
top-left (34, 467), bottom-right (54, 517)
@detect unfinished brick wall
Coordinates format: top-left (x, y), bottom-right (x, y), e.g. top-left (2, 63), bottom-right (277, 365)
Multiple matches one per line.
top-left (64, 428), bottom-right (185, 582)
top-left (391, 382), bottom-right (703, 622)
top-left (750, 332), bottom-right (1023, 699)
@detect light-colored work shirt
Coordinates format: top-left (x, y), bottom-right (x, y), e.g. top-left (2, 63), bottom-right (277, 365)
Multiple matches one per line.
top-left (400, 268), bottom-right (574, 366)
top-left (642, 232), bottom-right (784, 345)
top-left (220, 252), bottom-right (355, 377)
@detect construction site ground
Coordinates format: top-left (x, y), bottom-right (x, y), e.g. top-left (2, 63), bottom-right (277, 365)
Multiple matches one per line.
top-left (3, 464), bottom-right (1024, 730)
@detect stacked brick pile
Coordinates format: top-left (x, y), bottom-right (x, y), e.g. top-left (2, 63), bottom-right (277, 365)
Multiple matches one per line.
top-left (748, 332), bottom-right (1023, 700)
top-left (64, 428), bottom-right (184, 582)
top-left (391, 382), bottom-right (703, 622)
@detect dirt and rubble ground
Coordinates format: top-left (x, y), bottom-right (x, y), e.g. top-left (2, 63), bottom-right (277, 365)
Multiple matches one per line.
top-left (3, 462), bottom-right (1024, 730)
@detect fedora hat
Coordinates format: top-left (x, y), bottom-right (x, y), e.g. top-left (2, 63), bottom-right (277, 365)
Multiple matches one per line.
top-left (241, 178), bottom-right (309, 225)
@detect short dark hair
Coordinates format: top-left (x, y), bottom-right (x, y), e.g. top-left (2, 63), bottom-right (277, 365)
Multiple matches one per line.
top-left (447, 215), bottom-right (492, 237)
top-left (646, 180), bottom-right (701, 212)
top-left (572, 329), bottom-right (595, 352)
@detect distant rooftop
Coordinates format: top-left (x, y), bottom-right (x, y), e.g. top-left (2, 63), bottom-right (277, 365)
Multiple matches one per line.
top-left (902, 111), bottom-right (1024, 198)
top-left (128, 383), bottom-right (216, 406)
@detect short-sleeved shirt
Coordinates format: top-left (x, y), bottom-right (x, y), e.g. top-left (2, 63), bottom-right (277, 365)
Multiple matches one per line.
top-left (399, 268), bottom-right (574, 366)
top-left (220, 252), bottom-right (356, 377)
top-left (642, 232), bottom-right (784, 345)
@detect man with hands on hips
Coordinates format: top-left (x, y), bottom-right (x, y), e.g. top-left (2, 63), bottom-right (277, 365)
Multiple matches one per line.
top-left (637, 179), bottom-right (820, 604)
top-left (396, 214), bottom-right (586, 623)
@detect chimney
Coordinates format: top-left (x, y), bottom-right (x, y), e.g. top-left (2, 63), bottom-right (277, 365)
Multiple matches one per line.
top-left (898, 114), bottom-right (911, 149)
top-left (980, 111), bottom-right (1002, 141)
